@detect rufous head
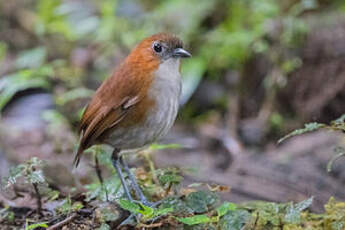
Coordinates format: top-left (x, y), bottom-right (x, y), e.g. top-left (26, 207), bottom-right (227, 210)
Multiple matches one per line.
top-left (126, 33), bottom-right (191, 68)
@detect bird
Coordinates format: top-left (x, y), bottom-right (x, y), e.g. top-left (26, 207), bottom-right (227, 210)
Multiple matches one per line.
top-left (74, 33), bottom-right (191, 206)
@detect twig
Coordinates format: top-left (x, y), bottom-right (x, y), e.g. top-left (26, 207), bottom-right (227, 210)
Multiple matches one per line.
top-left (142, 151), bottom-right (159, 185)
top-left (32, 183), bottom-right (42, 215)
top-left (138, 222), bottom-right (163, 228)
top-left (164, 183), bottom-right (172, 197)
top-left (94, 154), bottom-right (109, 201)
top-left (47, 213), bottom-right (77, 230)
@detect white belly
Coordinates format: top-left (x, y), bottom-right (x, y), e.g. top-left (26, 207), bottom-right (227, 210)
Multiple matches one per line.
top-left (106, 58), bottom-right (182, 151)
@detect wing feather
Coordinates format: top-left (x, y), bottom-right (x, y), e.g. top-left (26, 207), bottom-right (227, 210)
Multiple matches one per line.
top-left (73, 95), bottom-right (140, 167)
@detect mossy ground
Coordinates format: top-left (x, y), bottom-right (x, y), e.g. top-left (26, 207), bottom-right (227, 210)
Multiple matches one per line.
top-left (1, 157), bottom-right (345, 230)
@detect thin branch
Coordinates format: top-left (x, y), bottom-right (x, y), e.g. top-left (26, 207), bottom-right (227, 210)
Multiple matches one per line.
top-left (47, 213), bottom-right (77, 230)
top-left (138, 222), bottom-right (163, 228)
top-left (94, 154), bottom-right (109, 201)
top-left (32, 183), bottom-right (42, 215)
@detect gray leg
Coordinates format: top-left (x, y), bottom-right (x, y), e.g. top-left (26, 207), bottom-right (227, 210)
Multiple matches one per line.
top-left (120, 156), bottom-right (153, 206)
top-left (111, 149), bottom-right (133, 202)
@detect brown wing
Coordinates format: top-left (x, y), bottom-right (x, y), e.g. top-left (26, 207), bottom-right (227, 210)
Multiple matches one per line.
top-left (73, 76), bottom-right (141, 167)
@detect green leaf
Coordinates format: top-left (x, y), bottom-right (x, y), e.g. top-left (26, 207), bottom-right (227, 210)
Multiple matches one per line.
top-left (47, 190), bottom-right (60, 202)
top-left (57, 197), bottom-right (83, 215)
top-left (242, 201), bottom-right (284, 226)
top-left (28, 170), bottom-right (45, 184)
top-left (118, 199), bottom-right (141, 213)
top-left (16, 47), bottom-right (47, 69)
top-left (138, 203), bottom-right (155, 218)
top-left (177, 214), bottom-right (211, 225)
top-left (153, 207), bottom-right (174, 217)
top-left (159, 197), bottom-right (194, 215)
top-left (186, 191), bottom-right (219, 214)
top-left (2, 157), bottom-right (46, 188)
top-left (118, 199), bottom-right (171, 220)
top-left (0, 69), bottom-right (51, 111)
top-left (26, 222), bottom-right (48, 230)
top-left (188, 183), bottom-right (204, 188)
top-left (159, 174), bottom-right (183, 185)
top-left (294, 196), bottom-right (313, 211)
top-left (284, 197), bottom-right (313, 224)
top-left (36, 0), bottom-right (76, 40)
top-left (278, 122), bottom-right (325, 143)
top-left (149, 143), bottom-right (182, 150)
top-left (3, 165), bottom-right (24, 187)
top-left (219, 210), bottom-right (251, 230)
top-left (216, 202), bottom-right (237, 217)
top-left (42, 110), bottom-right (70, 127)
top-left (72, 202), bottom-right (83, 211)
top-left (56, 88), bottom-right (94, 105)
top-left (85, 173), bottom-right (123, 202)
top-left (157, 168), bottom-right (183, 186)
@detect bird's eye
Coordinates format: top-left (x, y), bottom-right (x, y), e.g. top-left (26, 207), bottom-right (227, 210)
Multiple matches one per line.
top-left (153, 43), bottom-right (162, 53)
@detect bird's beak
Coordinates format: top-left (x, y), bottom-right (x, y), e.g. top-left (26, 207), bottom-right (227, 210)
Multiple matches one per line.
top-left (172, 48), bottom-right (192, 58)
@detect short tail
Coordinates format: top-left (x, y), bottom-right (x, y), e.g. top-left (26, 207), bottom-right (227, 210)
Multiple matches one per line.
top-left (73, 145), bottom-right (84, 168)
top-left (74, 128), bottom-right (87, 168)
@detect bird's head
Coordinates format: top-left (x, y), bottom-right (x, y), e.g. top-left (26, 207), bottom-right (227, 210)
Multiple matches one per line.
top-left (125, 33), bottom-right (191, 73)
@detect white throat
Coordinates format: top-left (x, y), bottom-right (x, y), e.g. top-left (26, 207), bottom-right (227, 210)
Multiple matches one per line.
top-left (156, 58), bottom-right (180, 80)
top-left (152, 58), bottom-right (182, 96)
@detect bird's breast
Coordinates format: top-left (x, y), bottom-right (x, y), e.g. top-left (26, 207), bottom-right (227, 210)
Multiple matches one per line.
top-left (105, 58), bottom-right (181, 150)
top-left (145, 58), bottom-right (182, 139)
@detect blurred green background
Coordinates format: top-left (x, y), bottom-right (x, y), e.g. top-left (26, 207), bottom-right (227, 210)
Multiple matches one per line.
top-left (2, 0), bottom-right (345, 137)
top-left (0, 0), bottom-right (345, 221)
top-left (1, 0), bottom-right (345, 132)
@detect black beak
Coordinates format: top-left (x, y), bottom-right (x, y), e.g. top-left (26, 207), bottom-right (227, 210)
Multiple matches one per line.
top-left (172, 48), bottom-right (192, 58)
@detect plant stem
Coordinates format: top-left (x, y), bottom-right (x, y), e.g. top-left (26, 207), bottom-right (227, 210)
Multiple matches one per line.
top-left (32, 183), bottom-right (42, 215)
top-left (94, 154), bottom-right (109, 201)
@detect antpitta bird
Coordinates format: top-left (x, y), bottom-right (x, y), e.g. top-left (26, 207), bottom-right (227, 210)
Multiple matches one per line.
top-left (74, 33), bottom-right (191, 205)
